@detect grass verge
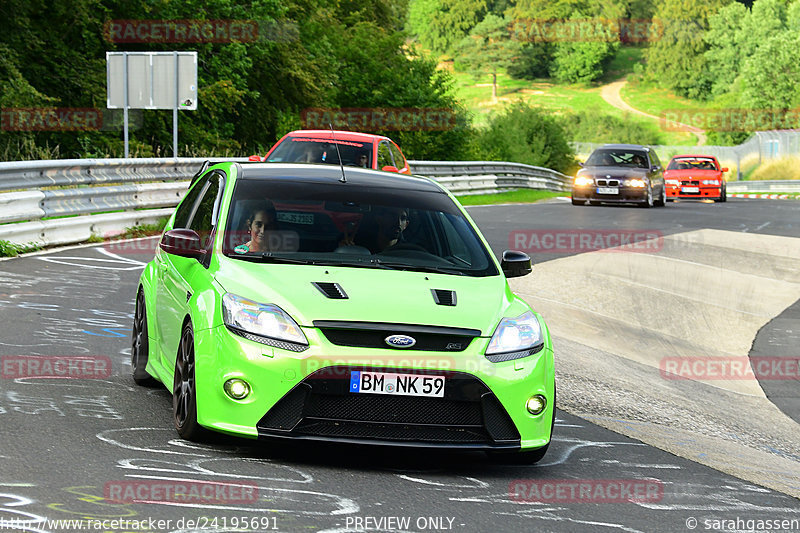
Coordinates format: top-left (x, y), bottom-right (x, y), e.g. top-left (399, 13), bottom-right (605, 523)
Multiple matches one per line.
top-left (456, 189), bottom-right (564, 206)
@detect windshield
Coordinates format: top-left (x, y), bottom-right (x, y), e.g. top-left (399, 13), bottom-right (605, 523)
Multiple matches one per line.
top-left (667, 157), bottom-right (718, 170)
top-left (266, 137), bottom-right (373, 168)
top-left (586, 149), bottom-right (650, 169)
top-left (222, 178), bottom-right (498, 277)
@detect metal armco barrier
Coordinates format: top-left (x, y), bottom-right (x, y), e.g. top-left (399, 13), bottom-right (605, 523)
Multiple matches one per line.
top-left (0, 157), bottom-right (572, 248)
top-left (725, 180), bottom-right (800, 193)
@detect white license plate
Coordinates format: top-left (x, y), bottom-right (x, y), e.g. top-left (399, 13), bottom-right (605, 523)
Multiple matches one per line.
top-left (682, 187), bottom-right (700, 193)
top-left (597, 187), bottom-right (618, 194)
top-left (350, 371), bottom-right (445, 398)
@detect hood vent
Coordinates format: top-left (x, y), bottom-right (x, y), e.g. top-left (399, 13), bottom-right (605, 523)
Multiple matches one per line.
top-left (431, 289), bottom-right (456, 306)
top-left (312, 282), bottom-right (348, 299)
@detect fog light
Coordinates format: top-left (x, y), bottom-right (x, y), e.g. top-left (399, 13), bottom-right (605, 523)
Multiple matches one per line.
top-left (224, 378), bottom-right (250, 400)
top-left (526, 394), bottom-right (547, 415)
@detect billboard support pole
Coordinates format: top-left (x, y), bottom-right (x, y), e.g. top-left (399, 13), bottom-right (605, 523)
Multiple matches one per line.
top-left (123, 52), bottom-right (129, 159)
top-left (173, 51), bottom-right (179, 158)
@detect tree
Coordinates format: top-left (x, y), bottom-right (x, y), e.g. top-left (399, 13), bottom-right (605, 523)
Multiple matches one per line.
top-left (407, 0), bottom-right (487, 55)
top-left (549, 13), bottom-right (619, 84)
top-left (644, 0), bottom-right (728, 100)
top-left (455, 14), bottom-right (520, 99)
top-left (475, 102), bottom-right (574, 173)
top-left (740, 32), bottom-right (800, 111)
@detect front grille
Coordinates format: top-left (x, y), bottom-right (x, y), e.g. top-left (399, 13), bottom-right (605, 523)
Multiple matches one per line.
top-left (596, 179), bottom-right (620, 187)
top-left (680, 180), bottom-right (700, 186)
top-left (257, 367), bottom-right (520, 447)
top-left (313, 321), bottom-right (479, 352)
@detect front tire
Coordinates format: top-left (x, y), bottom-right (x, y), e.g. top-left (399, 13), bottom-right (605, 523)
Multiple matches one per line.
top-left (131, 289), bottom-right (157, 386)
top-left (173, 323), bottom-right (206, 441)
top-left (715, 185), bottom-right (727, 202)
top-left (639, 185), bottom-right (654, 208)
top-left (654, 186), bottom-right (666, 207)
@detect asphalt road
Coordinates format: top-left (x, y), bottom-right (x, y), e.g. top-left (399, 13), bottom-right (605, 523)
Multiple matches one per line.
top-left (1, 198), bottom-right (798, 533)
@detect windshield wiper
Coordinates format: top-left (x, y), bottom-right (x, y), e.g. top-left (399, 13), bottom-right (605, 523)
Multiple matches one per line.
top-left (373, 260), bottom-right (465, 275)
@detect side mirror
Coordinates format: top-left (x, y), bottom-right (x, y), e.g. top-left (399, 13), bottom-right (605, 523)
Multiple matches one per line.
top-left (248, 154), bottom-right (262, 162)
top-left (578, 162), bottom-right (584, 167)
top-left (160, 229), bottom-right (206, 258)
top-left (651, 165), bottom-right (661, 172)
top-left (501, 250), bottom-right (532, 278)
top-left (381, 165), bottom-right (399, 173)
top-left (721, 167), bottom-right (729, 172)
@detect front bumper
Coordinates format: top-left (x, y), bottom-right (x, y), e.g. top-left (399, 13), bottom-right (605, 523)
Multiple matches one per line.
top-left (192, 324), bottom-right (555, 451)
top-left (572, 185), bottom-right (649, 203)
top-left (666, 185), bottom-right (723, 199)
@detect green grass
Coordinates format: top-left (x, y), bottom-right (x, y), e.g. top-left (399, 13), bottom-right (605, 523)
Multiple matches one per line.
top-left (449, 50), bottom-right (695, 145)
top-left (455, 189), bottom-right (564, 206)
top-left (0, 240), bottom-right (42, 258)
top-left (600, 46), bottom-right (645, 83)
top-left (620, 82), bottom-right (712, 127)
top-left (117, 218), bottom-right (169, 239)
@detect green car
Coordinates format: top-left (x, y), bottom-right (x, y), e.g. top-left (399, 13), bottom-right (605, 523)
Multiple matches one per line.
top-left (132, 161), bottom-right (555, 462)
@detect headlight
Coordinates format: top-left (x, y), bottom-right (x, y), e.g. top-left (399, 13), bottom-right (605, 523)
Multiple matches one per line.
top-left (222, 293), bottom-right (308, 348)
top-left (701, 180), bottom-right (719, 185)
top-left (666, 179), bottom-right (679, 185)
top-left (486, 311), bottom-right (543, 357)
top-left (625, 178), bottom-right (647, 187)
top-left (574, 176), bottom-right (593, 186)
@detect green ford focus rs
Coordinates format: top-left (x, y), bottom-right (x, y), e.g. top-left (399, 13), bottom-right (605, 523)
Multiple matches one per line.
top-left (132, 161), bottom-right (555, 462)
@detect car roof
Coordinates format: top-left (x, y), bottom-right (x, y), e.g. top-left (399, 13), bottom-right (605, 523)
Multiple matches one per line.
top-left (670, 154), bottom-right (717, 159)
top-left (283, 130), bottom-right (389, 143)
top-left (598, 144), bottom-right (650, 151)
top-left (236, 163), bottom-right (442, 193)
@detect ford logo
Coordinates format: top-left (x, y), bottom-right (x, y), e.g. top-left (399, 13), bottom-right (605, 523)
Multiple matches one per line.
top-left (385, 334), bottom-right (416, 348)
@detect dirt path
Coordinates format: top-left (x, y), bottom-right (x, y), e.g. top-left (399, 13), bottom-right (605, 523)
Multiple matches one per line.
top-left (600, 80), bottom-right (706, 146)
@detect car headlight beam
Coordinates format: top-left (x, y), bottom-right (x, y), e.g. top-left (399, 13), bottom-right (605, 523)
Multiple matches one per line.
top-left (574, 176), bottom-right (593, 186)
top-left (486, 311), bottom-right (543, 357)
top-left (222, 293), bottom-right (308, 348)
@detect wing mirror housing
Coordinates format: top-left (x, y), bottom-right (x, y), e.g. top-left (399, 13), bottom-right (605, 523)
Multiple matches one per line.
top-left (501, 250), bottom-right (532, 278)
top-left (160, 229), bottom-right (206, 258)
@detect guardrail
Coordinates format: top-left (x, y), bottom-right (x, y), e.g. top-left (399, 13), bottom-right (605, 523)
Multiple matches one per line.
top-left (0, 158), bottom-right (571, 249)
top-left (725, 180), bottom-right (800, 193)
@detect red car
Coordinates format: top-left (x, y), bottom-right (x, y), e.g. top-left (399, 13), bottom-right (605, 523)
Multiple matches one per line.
top-left (249, 130), bottom-right (412, 174)
top-left (664, 155), bottom-right (728, 202)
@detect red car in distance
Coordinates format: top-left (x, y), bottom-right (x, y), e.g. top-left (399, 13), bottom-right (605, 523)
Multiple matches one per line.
top-left (249, 130), bottom-right (412, 174)
top-left (664, 155), bottom-right (729, 202)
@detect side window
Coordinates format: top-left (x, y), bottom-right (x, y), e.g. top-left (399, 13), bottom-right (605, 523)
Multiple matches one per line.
top-left (188, 175), bottom-right (222, 246)
top-left (173, 177), bottom-right (207, 228)
top-left (389, 142), bottom-right (406, 170)
top-left (377, 142), bottom-right (394, 169)
top-left (648, 150), bottom-right (661, 168)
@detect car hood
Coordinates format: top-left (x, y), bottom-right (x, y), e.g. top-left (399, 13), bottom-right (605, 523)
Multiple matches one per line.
top-left (664, 169), bottom-right (722, 177)
top-left (578, 166), bottom-right (649, 178)
top-left (214, 258), bottom-right (515, 335)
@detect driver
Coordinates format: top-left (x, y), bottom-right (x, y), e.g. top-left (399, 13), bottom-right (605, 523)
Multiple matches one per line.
top-left (632, 154), bottom-right (646, 168)
top-left (351, 206), bottom-right (410, 253)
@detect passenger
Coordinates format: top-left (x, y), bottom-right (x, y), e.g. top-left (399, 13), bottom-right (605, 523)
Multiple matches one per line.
top-left (234, 200), bottom-right (278, 254)
top-left (632, 154), bottom-right (646, 168)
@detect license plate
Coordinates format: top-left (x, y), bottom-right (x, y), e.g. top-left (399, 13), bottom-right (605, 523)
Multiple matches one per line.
top-left (682, 187), bottom-right (700, 193)
top-left (597, 187), bottom-right (618, 194)
top-left (350, 371), bottom-right (445, 398)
